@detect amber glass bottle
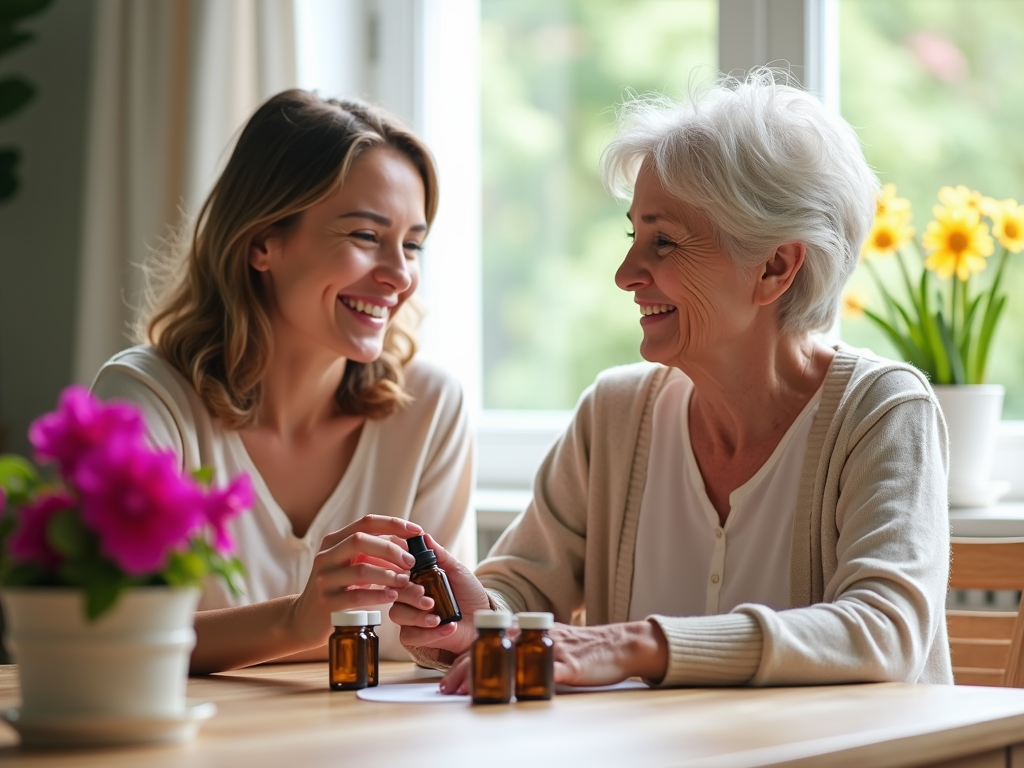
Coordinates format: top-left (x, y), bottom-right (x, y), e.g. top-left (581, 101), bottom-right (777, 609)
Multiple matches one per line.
top-left (471, 610), bottom-right (515, 704)
top-left (515, 612), bottom-right (554, 701)
top-left (328, 610), bottom-right (369, 691)
top-left (365, 610), bottom-right (381, 687)
top-left (406, 535), bottom-right (462, 624)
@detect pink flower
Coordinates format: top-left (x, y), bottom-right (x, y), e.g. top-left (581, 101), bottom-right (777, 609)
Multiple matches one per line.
top-left (201, 474), bottom-right (254, 554)
top-left (29, 386), bottom-right (145, 478)
top-left (73, 436), bottom-right (204, 575)
top-left (7, 492), bottom-right (76, 569)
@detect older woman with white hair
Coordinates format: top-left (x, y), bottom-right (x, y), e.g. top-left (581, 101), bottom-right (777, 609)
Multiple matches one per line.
top-left (392, 70), bottom-right (952, 688)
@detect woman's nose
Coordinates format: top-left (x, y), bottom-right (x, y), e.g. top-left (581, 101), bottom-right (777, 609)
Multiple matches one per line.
top-left (374, 244), bottom-right (413, 292)
top-left (614, 242), bottom-right (651, 293)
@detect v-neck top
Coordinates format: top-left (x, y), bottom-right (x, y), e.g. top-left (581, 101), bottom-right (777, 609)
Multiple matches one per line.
top-left (92, 345), bottom-right (475, 661)
top-left (628, 373), bottom-right (823, 621)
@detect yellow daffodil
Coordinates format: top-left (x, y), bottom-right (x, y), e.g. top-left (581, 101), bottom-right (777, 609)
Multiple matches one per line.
top-left (841, 288), bottom-right (870, 319)
top-left (938, 185), bottom-right (998, 218)
top-left (876, 183), bottom-right (911, 218)
top-left (922, 205), bottom-right (994, 281)
top-left (987, 198), bottom-right (1024, 253)
top-left (862, 210), bottom-right (914, 260)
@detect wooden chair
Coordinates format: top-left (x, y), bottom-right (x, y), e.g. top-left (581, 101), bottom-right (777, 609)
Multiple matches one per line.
top-left (948, 537), bottom-right (1024, 687)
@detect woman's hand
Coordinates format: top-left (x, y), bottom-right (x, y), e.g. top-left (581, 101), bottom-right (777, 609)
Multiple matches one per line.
top-left (389, 534), bottom-right (491, 659)
top-left (288, 515), bottom-right (423, 649)
top-left (438, 620), bottom-right (669, 694)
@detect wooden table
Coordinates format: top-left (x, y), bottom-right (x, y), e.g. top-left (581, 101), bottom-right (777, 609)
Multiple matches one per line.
top-left (3, 663), bottom-right (1024, 767)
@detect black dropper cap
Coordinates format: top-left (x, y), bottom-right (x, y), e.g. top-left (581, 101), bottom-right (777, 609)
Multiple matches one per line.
top-left (406, 535), bottom-right (437, 571)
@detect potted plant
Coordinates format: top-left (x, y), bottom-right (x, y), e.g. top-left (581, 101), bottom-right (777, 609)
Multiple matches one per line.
top-left (0, 386), bottom-right (253, 746)
top-left (845, 184), bottom-right (1024, 507)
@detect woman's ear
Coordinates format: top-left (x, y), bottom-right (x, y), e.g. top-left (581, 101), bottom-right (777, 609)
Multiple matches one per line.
top-left (249, 228), bottom-right (276, 272)
top-left (754, 242), bottom-right (805, 306)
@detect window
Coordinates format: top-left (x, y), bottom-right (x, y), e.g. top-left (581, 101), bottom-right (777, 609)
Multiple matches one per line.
top-left (837, 0), bottom-right (1024, 418)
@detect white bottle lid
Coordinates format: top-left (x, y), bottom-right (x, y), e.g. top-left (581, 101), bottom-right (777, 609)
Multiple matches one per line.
top-left (331, 610), bottom-right (368, 627)
top-left (516, 612), bottom-right (554, 630)
top-left (366, 610), bottom-right (382, 626)
top-left (473, 610), bottom-right (513, 629)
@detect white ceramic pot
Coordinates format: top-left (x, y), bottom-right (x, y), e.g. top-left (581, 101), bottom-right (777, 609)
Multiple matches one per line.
top-left (0, 586), bottom-right (199, 720)
top-left (932, 384), bottom-right (1005, 508)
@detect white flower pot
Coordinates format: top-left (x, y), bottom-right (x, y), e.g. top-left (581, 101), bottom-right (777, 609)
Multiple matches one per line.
top-left (0, 587), bottom-right (199, 721)
top-left (932, 384), bottom-right (1006, 508)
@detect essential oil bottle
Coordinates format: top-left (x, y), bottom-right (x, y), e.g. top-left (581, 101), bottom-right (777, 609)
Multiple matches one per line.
top-left (515, 612), bottom-right (554, 701)
top-left (471, 610), bottom-right (515, 704)
top-left (365, 610), bottom-right (381, 688)
top-left (328, 610), bottom-right (369, 691)
top-left (406, 535), bottom-right (462, 625)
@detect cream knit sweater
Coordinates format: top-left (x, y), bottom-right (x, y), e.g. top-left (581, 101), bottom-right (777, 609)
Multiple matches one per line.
top-left (473, 348), bottom-right (953, 686)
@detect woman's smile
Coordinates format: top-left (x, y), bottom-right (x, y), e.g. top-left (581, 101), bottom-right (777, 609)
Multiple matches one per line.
top-left (338, 295), bottom-right (394, 326)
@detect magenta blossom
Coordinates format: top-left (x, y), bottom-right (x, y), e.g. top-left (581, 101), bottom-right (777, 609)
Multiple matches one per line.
top-left (73, 436), bottom-right (205, 575)
top-left (8, 491), bottom-right (76, 570)
top-left (29, 386), bottom-right (145, 478)
top-left (201, 474), bottom-right (253, 554)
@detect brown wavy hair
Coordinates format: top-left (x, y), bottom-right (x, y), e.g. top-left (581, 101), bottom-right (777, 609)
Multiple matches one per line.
top-left (141, 90), bottom-right (439, 429)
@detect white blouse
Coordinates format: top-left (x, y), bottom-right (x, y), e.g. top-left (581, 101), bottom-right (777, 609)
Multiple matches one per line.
top-left (628, 374), bottom-right (822, 621)
top-left (92, 346), bottom-right (476, 660)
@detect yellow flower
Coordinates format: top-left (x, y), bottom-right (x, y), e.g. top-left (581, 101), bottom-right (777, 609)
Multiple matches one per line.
top-left (841, 288), bottom-right (870, 319)
top-left (938, 185), bottom-right (997, 218)
top-left (876, 183), bottom-right (911, 218)
top-left (862, 210), bottom-right (914, 260)
top-left (987, 198), bottom-right (1024, 253)
top-left (922, 205), bottom-right (994, 281)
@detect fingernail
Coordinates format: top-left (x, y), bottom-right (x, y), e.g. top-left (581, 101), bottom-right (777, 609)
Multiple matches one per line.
top-left (385, 589), bottom-right (398, 600)
top-left (402, 552), bottom-right (415, 566)
top-left (397, 573), bottom-right (410, 584)
top-left (406, 521), bottom-right (423, 532)
top-left (439, 681), bottom-right (447, 693)
top-left (427, 614), bottom-right (440, 626)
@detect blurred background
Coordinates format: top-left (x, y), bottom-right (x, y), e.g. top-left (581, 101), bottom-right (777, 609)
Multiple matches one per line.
top-left (1, 0), bottom-right (1022, 499)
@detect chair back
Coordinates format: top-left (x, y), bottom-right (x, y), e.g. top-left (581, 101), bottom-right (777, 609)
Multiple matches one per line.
top-left (948, 537), bottom-right (1024, 687)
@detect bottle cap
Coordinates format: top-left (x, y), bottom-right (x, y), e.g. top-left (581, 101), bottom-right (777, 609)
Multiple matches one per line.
top-left (516, 612), bottom-right (554, 630)
top-left (331, 610), bottom-right (369, 627)
top-left (366, 610), bottom-right (382, 626)
top-left (406, 534), bottom-right (438, 570)
top-left (474, 610), bottom-right (512, 629)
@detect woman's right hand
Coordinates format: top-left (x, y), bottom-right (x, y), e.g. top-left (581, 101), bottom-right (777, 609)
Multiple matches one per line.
top-left (389, 533), bottom-right (491, 659)
top-left (288, 515), bottom-right (423, 650)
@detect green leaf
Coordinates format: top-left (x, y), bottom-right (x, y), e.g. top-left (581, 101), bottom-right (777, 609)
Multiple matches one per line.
top-left (0, 77), bottom-right (35, 120)
top-left (0, 0), bottom-right (55, 26)
top-left (0, 453), bottom-right (40, 502)
top-left (163, 550), bottom-right (207, 587)
top-left (920, 270), bottom-right (951, 383)
top-left (191, 466), bottom-right (215, 487)
top-left (47, 508), bottom-right (89, 557)
top-left (85, 579), bottom-right (124, 621)
top-left (0, 29), bottom-right (33, 58)
top-left (935, 308), bottom-right (966, 385)
top-left (974, 294), bottom-right (1007, 384)
top-left (0, 147), bottom-right (19, 201)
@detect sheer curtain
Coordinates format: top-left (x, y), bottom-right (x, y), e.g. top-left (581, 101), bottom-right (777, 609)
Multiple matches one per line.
top-left (73, 0), bottom-right (297, 385)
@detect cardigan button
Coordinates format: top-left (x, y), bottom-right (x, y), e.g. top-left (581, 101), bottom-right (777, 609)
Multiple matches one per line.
top-left (711, 573), bottom-right (720, 584)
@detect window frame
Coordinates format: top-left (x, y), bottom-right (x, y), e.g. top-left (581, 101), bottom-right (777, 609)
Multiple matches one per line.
top-left (302, 0), bottom-right (1024, 507)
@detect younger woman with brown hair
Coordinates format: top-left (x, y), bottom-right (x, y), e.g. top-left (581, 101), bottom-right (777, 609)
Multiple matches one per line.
top-left (92, 90), bottom-right (474, 673)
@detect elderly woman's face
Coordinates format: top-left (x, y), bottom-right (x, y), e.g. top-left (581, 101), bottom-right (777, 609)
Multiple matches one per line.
top-left (615, 163), bottom-right (758, 367)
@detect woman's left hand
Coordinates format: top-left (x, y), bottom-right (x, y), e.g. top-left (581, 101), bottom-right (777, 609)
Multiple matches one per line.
top-left (438, 620), bottom-right (669, 694)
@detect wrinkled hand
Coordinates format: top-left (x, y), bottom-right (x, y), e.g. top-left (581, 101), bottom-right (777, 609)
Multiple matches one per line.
top-left (438, 621), bottom-right (669, 694)
top-left (389, 534), bottom-right (491, 659)
top-left (289, 515), bottom-right (423, 649)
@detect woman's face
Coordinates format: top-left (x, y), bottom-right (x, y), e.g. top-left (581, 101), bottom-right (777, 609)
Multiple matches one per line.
top-left (614, 162), bottom-right (759, 368)
top-left (250, 146), bottom-right (427, 364)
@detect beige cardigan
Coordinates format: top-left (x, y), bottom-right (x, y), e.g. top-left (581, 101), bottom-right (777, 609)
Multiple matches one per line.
top-left (473, 348), bottom-right (953, 686)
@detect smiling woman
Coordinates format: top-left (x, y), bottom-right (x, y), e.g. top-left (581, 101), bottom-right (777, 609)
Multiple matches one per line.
top-left (87, 91), bottom-right (476, 674)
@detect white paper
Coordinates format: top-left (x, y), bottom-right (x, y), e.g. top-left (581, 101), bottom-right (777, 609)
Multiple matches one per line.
top-left (356, 679), bottom-right (646, 704)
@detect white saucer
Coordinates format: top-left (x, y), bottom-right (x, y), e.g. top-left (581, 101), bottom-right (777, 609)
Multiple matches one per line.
top-left (949, 480), bottom-right (1012, 509)
top-left (0, 700), bottom-right (216, 748)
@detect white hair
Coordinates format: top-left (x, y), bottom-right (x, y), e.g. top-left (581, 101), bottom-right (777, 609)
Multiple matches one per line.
top-left (601, 68), bottom-right (878, 334)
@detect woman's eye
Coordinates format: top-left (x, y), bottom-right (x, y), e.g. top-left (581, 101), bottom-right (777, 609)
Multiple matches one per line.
top-left (403, 242), bottom-right (423, 256)
top-left (626, 230), bottom-right (636, 240)
top-left (655, 236), bottom-right (676, 249)
top-left (352, 232), bottom-right (377, 243)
